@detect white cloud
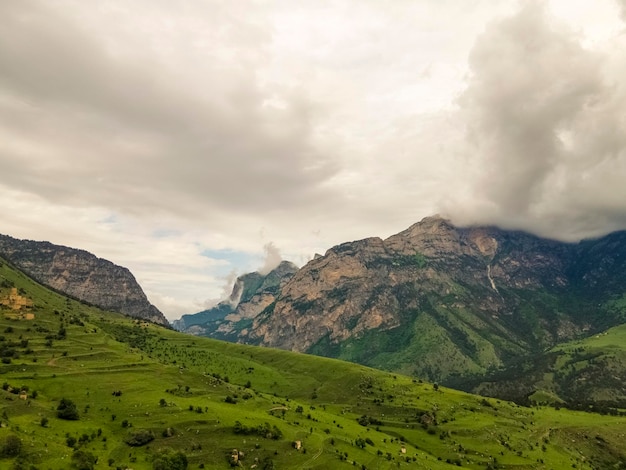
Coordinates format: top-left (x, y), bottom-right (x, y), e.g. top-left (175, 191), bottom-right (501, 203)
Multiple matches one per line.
top-left (257, 242), bottom-right (283, 275)
top-left (442, 1), bottom-right (626, 240)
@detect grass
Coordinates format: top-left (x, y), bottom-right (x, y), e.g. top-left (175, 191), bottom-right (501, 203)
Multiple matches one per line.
top-left (0, 258), bottom-right (625, 469)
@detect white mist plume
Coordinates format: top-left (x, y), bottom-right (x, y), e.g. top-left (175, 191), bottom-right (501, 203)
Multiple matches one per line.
top-left (258, 242), bottom-right (282, 275)
top-left (202, 269), bottom-right (240, 310)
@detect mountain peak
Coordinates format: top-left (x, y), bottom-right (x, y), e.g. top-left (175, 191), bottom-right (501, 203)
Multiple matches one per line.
top-left (174, 259), bottom-right (298, 335)
top-left (384, 215), bottom-right (460, 257)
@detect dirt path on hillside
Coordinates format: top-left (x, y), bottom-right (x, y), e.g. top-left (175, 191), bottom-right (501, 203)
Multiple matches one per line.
top-left (298, 433), bottom-right (324, 469)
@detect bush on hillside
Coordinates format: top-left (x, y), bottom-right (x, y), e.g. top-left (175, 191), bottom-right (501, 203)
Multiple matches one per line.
top-left (125, 429), bottom-right (155, 446)
top-left (71, 449), bottom-right (97, 470)
top-left (57, 398), bottom-right (79, 420)
top-left (0, 434), bottom-right (22, 457)
top-left (152, 448), bottom-right (188, 470)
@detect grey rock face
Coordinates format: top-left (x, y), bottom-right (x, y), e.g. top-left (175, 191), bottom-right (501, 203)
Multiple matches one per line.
top-left (0, 234), bottom-right (168, 326)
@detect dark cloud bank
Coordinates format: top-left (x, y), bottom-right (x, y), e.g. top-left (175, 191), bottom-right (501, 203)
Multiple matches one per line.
top-left (443, 2), bottom-right (626, 241)
top-left (0, 1), bottom-right (337, 221)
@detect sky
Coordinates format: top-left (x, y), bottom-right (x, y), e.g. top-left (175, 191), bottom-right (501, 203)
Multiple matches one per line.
top-left (2, 0), bottom-right (626, 321)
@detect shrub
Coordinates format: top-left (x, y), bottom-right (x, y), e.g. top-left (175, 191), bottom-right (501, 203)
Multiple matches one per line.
top-left (0, 434), bottom-right (21, 457)
top-left (125, 429), bottom-right (155, 446)
top-left (233, 421), bottom-right (283, 440)
top-left (57, 398), bottom-right (79, 420)
top-left (72, 449), bottom-right (97, 470)
top-left (356, 415), bottom-right (381, 427)
top-left (152, 448), bottom-right (188, 470)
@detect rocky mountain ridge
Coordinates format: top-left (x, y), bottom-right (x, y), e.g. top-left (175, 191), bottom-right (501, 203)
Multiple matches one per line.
top-left (173, 260), bottom-right (298, 338)
top-left (0, 234), bottom-right (168, 325)
top-left (224, 216), bottom-right (626, 385)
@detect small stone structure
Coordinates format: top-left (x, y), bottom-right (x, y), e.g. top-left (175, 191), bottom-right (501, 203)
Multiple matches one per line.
top-left (1, 288), bottom-right (34, 319)
top-left (1, 288), bottom-right (33, 309)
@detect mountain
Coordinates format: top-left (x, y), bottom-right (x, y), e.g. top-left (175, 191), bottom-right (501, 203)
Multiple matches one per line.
top-left (0, 234), bottom-right (168, 325)
top-left (237, 216), bottom-right (626, 387)
top-left (1, 257), bottom-right (625, 469)
top-left (173, 260), bottom-right (298, 338)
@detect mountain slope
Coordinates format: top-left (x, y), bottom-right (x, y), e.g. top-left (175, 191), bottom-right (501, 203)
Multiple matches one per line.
top-left (241, 216), bottom-right (626, 384)
top-left (0, 234), bottom-right (168, 325)
top-left (468, 322), bottom-right (626, 409)
top-left (0, 257), bottom-right (625, 469)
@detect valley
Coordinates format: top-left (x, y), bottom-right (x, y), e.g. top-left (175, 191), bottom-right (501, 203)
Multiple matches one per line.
top-left (177, 216), bottom-right (626, 408)
top-left (1, 256), bottom-right (626, 468)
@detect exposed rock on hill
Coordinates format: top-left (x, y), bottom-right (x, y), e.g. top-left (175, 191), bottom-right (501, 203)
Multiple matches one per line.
top-left (239, 216), bottom-right (626, 384)
top-left (0, 234), bottom-right (168, 325)
top-left (173, 260), bottom-right (298, 338)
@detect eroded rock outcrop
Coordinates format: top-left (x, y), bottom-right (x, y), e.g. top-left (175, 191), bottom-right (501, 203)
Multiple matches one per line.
top-left (0, 234), bottom-right (168, 325)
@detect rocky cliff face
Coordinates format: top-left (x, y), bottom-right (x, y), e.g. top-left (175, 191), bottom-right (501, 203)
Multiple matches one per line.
top-left (241, 216), bottom-right (626, 383)
top-left (174, 260), bottom-right (298, 338)
top-left (0, 234), bottom-right (168, 326)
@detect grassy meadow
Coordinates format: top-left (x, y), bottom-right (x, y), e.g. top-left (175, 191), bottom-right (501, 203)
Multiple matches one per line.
top-left (1, 258), bottom-right (625, 469)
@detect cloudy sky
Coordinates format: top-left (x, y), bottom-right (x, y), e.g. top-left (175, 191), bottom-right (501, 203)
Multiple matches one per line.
top-left (2, 0), bottom-right (626, 320)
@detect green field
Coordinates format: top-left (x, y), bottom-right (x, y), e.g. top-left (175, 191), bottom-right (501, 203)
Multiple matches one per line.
top-left (0, 259), bottom-right (625, 469)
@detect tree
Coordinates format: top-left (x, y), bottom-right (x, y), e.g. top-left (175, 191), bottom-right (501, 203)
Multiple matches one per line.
top-left (152, 448), bottom-right (188, 470)
top-left (57, 398), bottom-right (79, 420)
top-left (71, 449), bottom-right (97, 470)
top-left (125, 429), bottom-right (155, 446)
top-left (0, 434), bottom-right (21, 457)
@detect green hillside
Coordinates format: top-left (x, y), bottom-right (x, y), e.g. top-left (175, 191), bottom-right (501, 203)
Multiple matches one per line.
top-left (473, 321), bottom-right (626, 410)
top-left (0, 258), bottom-right (625, 469)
